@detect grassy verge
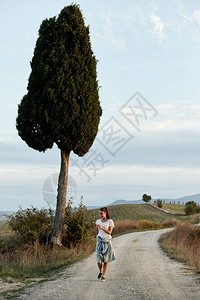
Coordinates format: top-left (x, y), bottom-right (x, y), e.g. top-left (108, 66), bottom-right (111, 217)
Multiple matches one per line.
top-left (0, 230), bottom-right (96, 282)
top-left (158, 221), bottom-right (200, 275)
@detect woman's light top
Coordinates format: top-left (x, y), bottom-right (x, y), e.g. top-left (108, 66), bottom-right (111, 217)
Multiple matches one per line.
top-left (96, 218), bottom-right (114, 239)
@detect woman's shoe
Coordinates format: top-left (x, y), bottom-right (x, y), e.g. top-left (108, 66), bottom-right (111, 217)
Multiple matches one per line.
top-left (98, 272), bottom-right (103, 279)
top-left (101, 276), bottom-right (105, 281)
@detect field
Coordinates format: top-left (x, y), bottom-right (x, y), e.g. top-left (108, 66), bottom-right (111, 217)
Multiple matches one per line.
top-left (161, 203), bottom-right (186, 214)
top-left (89, 203), bottom-right (196, 223)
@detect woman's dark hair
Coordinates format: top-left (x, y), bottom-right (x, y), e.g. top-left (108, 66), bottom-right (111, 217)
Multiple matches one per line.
top-left (100, 207), bottom-right (110, 219)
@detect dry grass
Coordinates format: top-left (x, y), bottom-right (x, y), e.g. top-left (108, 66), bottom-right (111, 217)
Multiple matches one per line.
top-left (0, 234), bottom-right (96, 281)
top-left (159, 222), bottom-right (200, 274)
top-left (112, 218), bottom-right (180, 235)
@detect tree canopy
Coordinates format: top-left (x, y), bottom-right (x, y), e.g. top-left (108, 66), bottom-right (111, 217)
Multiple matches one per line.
top-left (16, 4), bottom-right (102, 156)
top-left (142, 194), bottom-right (151, 204)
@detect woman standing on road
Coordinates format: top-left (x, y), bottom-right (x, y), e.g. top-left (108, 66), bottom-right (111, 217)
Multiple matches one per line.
top-left (93, 207), bottom-right (116, 282)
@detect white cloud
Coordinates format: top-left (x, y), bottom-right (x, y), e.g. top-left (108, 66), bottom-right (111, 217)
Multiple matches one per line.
top-left (193, 9), bottom-right (200, 25)
top-left (191, 9), bottom-right (200, 42)
top-left (96, 16), bottom-right (125, 50)
top-left (178, 7), bottom-right (200, 42)
top-left (178, 7), bottom-right (192, 23)
top-left (114, 98), bottom-right (200, 133)
top-left (150, 12), bottom-right (165, 42)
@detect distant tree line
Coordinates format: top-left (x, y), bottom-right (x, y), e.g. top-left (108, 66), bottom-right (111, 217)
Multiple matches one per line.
top-left (142, 194), bottom-right (200, 215)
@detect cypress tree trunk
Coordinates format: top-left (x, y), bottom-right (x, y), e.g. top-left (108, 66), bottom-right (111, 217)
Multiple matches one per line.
top-left (51, 149), bottom-right (70, 245)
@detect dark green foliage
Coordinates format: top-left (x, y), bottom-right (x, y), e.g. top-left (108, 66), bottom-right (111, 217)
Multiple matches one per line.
top-left (185, 201), bottom-right (198, 215)
top-left (142, 194), bottom-right (151, 204)
top-left (196, 206), bottom-right (200, 213)
top-left (7, 197), bottom-right (94, 248)
top-left (157, 199), bottom-right (162, 208)
top-left (16, 4), bottom-right (102, 155)
top-left (8, 206), bottom-right (54, 244)
top-left (62, 196), bottom-right (94, 247)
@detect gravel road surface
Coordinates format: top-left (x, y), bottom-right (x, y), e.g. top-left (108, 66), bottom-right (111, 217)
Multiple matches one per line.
top-left (5, 228), bottom-right (200, 300)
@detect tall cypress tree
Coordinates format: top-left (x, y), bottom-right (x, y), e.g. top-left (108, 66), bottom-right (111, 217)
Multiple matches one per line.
top-left (16, 4), bottom-right (102, 245)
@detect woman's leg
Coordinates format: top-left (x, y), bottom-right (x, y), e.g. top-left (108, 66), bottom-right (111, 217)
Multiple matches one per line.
top-left (97, 262), bottom-right (103, 273)
top-left (102, 262), bottom-right (108, 277)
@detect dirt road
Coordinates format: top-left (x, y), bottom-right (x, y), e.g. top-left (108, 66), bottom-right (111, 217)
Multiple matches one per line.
top-left (10, 229), bottom-right (200, 300)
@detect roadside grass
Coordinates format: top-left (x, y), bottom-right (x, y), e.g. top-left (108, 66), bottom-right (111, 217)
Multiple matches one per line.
top-left (112, 218), bottom-right (178, 236)
top-left (158, 221), bottom-right (200, 275)
top-left (111, 215), bottom-right (198, 237)
top-left (0, 227), bottom-right (96, 282)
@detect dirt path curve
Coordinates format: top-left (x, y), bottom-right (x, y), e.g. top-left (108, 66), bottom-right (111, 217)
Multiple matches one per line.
top-left (13, 229), bottom-right (200, 300)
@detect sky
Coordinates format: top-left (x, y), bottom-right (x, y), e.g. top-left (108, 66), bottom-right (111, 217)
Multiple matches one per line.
top-left (0, 0), bottom-right (200, 211)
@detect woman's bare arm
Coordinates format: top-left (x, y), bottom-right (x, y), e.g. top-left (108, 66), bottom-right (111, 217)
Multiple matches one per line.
top-left (93, 222), bottom-right (98, 235)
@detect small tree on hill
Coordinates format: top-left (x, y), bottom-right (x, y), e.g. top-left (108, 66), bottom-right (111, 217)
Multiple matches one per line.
top-left (16, 4), bottom-right (102, 246)
top-left (157, 199), bottom-right (162, 208)
top-left (142, 194), bottom-right (151, 204)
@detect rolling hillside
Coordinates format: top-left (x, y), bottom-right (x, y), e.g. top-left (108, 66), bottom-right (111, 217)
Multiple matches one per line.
top-left (161, 203), bottom-right (186, 214)
top-left (89, 203), bottom-right (189, 223)
top-left (86, 193), bottom-right (200, 210)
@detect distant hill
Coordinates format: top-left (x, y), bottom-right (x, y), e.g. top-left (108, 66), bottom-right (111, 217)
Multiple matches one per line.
top-left (154, 194), bottom-right (200, 205)
top-left (108, 199), bottom-right (144, 206)
top-left (175, 193), bottom-right (200, 204)
top-left (86, 200), bottom-right (144, 210)
top-left (86, 193), bottom-right (200, 210)
top-left (86, 205), bottom-right (101, 210)
top-left (107, 194), bottom-right (200, 207)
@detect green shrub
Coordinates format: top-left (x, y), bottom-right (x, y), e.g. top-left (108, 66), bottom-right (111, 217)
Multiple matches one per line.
top-left (196, 206), bottom-right (200, 214)
top-left (138, 219), bottom-right (160, 229)
top-left (157, 199), bottom-right (162, 208)
top-left (8, 206), bottom-right (54, 245)
top-left (7, 198), bottom-right (95, 248)
top-left (62, 196), bottom-right (95, 248)
top-left (185, 201), bottom-right (197, 215)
